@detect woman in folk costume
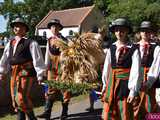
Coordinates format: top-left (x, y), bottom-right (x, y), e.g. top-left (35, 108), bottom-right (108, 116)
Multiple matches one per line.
top-left (0, 17), bottom-right (46, 120)
top-left (37, 19), bottom-right (70, 120)
top-left (102, 18), bottom-right (142, 120)
top-left (134, 21), bottom-right (160, 119)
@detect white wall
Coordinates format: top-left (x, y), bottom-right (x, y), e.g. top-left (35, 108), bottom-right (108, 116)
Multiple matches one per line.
top-left (38, 29), bottom-right (51, 38)
top-left (37, 26), bottom-right (80, 38)
top-left (61, 27), bottom-right (79, 37)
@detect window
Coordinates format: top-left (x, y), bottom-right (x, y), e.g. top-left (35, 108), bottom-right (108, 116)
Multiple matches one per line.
top-left (43, 31), bottom-right (47, 38)
top-left (69, 30), bottom-right (73, 36)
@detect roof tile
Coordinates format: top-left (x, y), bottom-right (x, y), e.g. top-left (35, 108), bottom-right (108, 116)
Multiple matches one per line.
top-left (36, 5), bottom-right (94, 28)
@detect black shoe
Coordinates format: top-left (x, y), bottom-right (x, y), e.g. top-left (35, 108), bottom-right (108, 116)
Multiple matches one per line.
top-left (86, 107), bottom-right (94, 112)
top-left (60, 114), bottom-right (68, 120)
top-left (37, 99), bottom-right (53, 119)
top-left (60, 103), bottom-right (68, 120)
top-left (27, 111), bottom-right (37, 120)
top-left (17, 110), bottom-right (26, 120)
top-left (37, 112), bottom-right (50, 119)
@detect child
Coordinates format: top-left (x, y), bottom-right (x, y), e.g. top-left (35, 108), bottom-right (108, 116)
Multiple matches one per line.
top-left (134, 21), bottom-right (160, 119)
top-left (102, 18), bottom-right (141, 120)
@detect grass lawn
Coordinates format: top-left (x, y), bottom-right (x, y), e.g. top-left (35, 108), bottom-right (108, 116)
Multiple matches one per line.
top-left (0, 94), bottom-right (88, 120)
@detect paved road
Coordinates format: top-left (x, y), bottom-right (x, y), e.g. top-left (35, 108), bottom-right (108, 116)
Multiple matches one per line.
top-left (38, 98), bottom-right (103, 120)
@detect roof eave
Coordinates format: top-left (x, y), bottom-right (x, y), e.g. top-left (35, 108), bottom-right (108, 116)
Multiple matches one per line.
top-left (37, 25), bottom-right (80, 29)
top-left (36, 10), bottom-right (54, 28)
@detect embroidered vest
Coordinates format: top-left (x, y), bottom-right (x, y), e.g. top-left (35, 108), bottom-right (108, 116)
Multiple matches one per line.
top-left (9, 38), bottom-right (33, 65)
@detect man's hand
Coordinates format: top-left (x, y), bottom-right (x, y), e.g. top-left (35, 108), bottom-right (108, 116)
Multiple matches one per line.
top-left (38, 80), bottom-right (43, 85)
top-left (101, 90), bottom-right (105, 102)
top-left (38, 76), bottom-right (47, 85)
top-left (132, 95), bottom-right (141, 107)
top-left (127, 96), bottom-right (134, 103)
top-left (0, 74), bottom-right (4, 81)
top-left (38, 79), bottom-right (45, 85)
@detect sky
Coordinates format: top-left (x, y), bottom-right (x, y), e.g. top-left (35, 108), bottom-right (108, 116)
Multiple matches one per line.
top-left (0, 0), bottom-right (6, 33)
top-left (0, 16), bottom-right (7, 33)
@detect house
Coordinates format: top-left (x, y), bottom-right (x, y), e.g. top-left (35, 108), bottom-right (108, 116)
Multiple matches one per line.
top-left (35, 5), bottom-right (106, 38)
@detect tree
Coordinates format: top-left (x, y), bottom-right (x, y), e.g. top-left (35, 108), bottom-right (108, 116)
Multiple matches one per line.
top-left (1, 0), bottom-right (159, 35)
top-left (94, 0), bottom-right (111, 17)
top-left (0, 0), bottom-right (94, 35)
top-left (107, 0), bottom-right (160, 31)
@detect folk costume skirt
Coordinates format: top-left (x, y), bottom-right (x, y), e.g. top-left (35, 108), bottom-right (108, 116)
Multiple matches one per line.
top-left (134, 67), bottom-right (157, 120)
top-left (103, 68), bottom-right (134, 120)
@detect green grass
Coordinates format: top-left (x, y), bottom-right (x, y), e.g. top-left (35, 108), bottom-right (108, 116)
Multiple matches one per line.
top-left (0, 94), bottom-right (88, 120)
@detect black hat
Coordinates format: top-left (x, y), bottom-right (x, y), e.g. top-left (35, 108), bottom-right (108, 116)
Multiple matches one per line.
top-left (10, 17), bottom-right (29, 32)
top-left (139, 21), bottom-right (155, 32)
top-left (109, 18), bottom-right (132, 34)
top-left (91, 26), bottom-right (99, 33)
top-left (47, 19), bottom-right (63, 30)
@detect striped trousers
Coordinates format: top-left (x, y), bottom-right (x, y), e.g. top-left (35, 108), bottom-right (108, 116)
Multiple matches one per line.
top-left (10, 66), bottom-right (35, 113)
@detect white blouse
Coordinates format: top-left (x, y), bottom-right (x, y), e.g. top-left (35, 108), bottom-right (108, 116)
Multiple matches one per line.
top-left (102, 42), bottom-right (141, 97)
top-left (137, 41), bottom-right (160, 88)
top-left (146, 45), bottom-right (160, 88)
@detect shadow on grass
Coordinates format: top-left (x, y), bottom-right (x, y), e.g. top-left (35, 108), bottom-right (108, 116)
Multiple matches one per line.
top-left (0, 93), bottom-right (45, 118)
top-left (51, 108), bottom-right (102, 120)
top-left (0, 100), bottom-right (45, 118)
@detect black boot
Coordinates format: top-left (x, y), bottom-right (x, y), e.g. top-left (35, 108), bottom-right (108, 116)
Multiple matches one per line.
top-left (86, 91), bottom-right (94, 112)
top-left (27, 111), bottom-right (37, 120)
top-left (17, 110), bottom-right (26, 120)
top-left (37, 99), bottom-right (54, 119)
top-left (60, 102), bottom-right (69, 120)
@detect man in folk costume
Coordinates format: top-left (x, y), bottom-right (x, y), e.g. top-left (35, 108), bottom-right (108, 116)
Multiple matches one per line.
top-left (102, 18), bottom-right (142, 120)
top-left (0, 17), bottom-right (46, 120)
top-left (37, 19), bottom-right (70, 120)
top-left (134, 21), bottom-right (160, 119)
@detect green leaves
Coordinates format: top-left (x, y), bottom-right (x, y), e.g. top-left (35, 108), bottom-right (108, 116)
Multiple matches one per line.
top-left (44, 80), bottom-right (99, 96)
top-left (0, 0), bottom-right (159, 35)
top-left (107, 0), bottom-right (160, 28)
top-left (0, 0), bottom-right (95, 35)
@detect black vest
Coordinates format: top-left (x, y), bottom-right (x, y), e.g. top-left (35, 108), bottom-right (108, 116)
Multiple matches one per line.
top-left (110, 43), bottom-right (138, 69)
top-left (48, 34), bottom-right (67, 56)
top-left (110, 43), bottom-right (138, 99)
top-left (138, 43), bottom-right (157, 67)
top-left (138, 43), bottom-right (160, 88)
top-left (9, 38), bottom-right (33, 65)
